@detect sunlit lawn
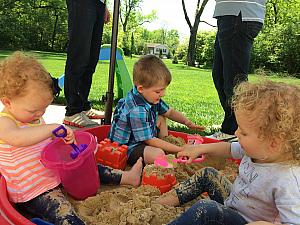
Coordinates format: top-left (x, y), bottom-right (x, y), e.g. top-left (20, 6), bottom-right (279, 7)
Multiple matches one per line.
top-left (1, 50), bottom-right (300, 135)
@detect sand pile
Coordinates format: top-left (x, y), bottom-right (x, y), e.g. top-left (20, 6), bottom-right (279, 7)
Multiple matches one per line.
top-left (68, 135), bottom-right (239, 225)
top-left (69, 158), bottom-right (239, 225)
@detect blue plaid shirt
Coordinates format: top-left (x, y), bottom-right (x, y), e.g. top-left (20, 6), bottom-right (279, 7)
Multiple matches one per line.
top-left (109, 86), bottom-right (169, 156)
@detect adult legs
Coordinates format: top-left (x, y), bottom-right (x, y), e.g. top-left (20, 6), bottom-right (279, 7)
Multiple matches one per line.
top-left (212, 14), bottom-right (262, 134)
top-left (80, 1), bottom-right (105, 111)
top-left (64, 0), bottom-right (101, 116)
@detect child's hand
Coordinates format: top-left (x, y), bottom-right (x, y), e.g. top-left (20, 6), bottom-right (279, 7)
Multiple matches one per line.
top-left (185, 121), bottom-right (205, 131)
top-left (177, 145), bottom-right (202, 163)
top-left (63, 127), bottom-right (75, 145)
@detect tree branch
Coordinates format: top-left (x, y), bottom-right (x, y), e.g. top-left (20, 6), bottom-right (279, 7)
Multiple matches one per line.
top-left (182, 0), bottom-right (192, 30)
top-left (138, 20), bottom-right (151, 26)
top-left (199, 20), bottom-right (217, 27)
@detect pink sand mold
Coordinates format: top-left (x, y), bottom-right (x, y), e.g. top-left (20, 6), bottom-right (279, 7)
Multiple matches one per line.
top-left (154, 155), bottom-right (205, 168)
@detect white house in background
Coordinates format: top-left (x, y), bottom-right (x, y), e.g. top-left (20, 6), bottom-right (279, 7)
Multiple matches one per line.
top-left (146, 43), bottom-right (169, 57)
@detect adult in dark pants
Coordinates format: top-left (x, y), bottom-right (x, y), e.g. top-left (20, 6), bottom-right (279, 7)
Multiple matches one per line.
top-left (63, 0), bottom-right (110, 128)
top-left (210, 0), bottom-right (266, 140)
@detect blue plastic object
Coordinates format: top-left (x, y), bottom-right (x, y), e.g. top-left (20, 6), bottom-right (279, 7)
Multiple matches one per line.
top-left (58, 74), bottom-right (64, 89)
top-left (31, 218), bottom-right (53, 225)
top-left (99, 45), bottom-right (123, 60)
top-left (52, 125), bottom-right (87, 159)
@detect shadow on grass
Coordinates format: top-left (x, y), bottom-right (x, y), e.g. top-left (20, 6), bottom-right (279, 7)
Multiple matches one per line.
top-left (28, 51), bottom-right (67, 61)
top-left (0, 50), bottom-right (67, 61)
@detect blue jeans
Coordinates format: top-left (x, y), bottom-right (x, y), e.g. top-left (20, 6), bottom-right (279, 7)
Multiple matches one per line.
top-left (17, 164), bottom-right (122, 224)
top-left (64, 0), bottom-right (105, 116)
top-left (168, 167), bottom-right (247, 225)
top-left (212, 13), bottom-right (263, 134)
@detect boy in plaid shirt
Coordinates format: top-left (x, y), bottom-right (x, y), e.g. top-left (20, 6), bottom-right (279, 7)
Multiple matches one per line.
top-left (109, 55), bottom-right (205, 166)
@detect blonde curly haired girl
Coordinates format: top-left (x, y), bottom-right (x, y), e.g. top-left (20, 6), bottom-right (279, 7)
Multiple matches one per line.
top-left (158, 80), bottom-right (300, 225)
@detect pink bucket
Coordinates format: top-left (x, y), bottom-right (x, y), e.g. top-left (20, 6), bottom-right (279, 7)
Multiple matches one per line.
top-left (41, 131), bottom-right (100, 200)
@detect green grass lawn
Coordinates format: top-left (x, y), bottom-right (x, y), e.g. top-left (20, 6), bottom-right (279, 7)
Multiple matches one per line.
top-left (1, 50), bottom-right (300, 135)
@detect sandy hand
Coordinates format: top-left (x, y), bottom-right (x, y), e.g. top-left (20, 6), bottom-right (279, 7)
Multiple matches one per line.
top-left (64, 127), bottom-right (76, 145)
top-left (185, 121), bottom-right (205, 131)
top-left (177, 146), bottom-right (202, 163)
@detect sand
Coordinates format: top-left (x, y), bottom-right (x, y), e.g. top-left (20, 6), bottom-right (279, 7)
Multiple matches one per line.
top-left (68, 157), bottom-right (239, 225)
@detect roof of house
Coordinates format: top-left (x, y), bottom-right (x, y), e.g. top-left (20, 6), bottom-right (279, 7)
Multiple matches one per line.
top-left (146, 43), bottom-right (168, 48)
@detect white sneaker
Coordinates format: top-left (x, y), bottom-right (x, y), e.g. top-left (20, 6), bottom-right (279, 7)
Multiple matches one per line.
top-left (206, 131), bottom-right (236, 141)
top-left (63, 112), bottom-right (99, 128)
top-left (83, 108), bottom-right (105, 119)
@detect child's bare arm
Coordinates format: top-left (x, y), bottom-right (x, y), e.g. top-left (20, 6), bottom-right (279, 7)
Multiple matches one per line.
top-left (247, 222), bottom-right (282, 225)
top-left (145, 137), bottom-right (183, 153)
top-left (0, 116), bottom-right (61, 147)
top-left (178, 142), bottom-right (232, 163)
top-left (163, 108), bottom-right (205, 131)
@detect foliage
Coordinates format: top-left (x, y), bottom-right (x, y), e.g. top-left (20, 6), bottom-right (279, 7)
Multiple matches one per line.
top-left (1, 0), bottom-right (298, 76)
top-left (172, 55), bottom-right (178, 64)
top-left (252, 23), bottom-right (300, 74)
top-left (130, 32), bottom-right (136, 56)
top-left (181, 0), bottom-right (210, 66)
top-left (195, 31), bottom-right (216, 68)
top-left (119, 0), bottom-right (156, 54)
top-left (0, 0), bottom-right (67, 51)
top-left (251, 0), bottom-right (300, 75)
top-left (179, 0), bottom-right (300, 75)
top-left (176, 40), bottom-right (189, 61)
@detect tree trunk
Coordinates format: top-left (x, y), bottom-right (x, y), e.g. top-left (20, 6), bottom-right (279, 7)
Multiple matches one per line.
top-left (51, 12), bottom-right (59, 50)
top-left (187, 28), bottom-right (197, 66)
top-left (182, 0), bottom-right (209, 66)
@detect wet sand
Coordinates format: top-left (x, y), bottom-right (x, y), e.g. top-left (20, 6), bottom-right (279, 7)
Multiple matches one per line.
top-left (69, 158), bottom-right (239, 225)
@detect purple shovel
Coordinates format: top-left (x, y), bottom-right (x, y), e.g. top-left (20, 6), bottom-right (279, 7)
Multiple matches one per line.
top-left (52, 125), bottom-right (87, 159)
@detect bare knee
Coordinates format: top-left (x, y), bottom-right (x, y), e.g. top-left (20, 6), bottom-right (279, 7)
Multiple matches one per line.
top-left (143, 146), bottom-right (165, 164)
top-left (157, 115), bottom-right (168, 138)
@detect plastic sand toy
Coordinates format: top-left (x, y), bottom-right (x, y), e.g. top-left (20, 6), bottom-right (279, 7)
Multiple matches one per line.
top-left (95, 138), bottom-right (128, 170)
top-left (141, 165), bottom-right (177, 194)
top-left (41, 130), bottom-right (100, 200)
top-left (154, 154), bottom-right (206, 168)
top-left (52, 125), bottom-right (87, 159)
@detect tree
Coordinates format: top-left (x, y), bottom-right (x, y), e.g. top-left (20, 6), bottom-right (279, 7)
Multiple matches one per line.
top-left (119, 0), bottom-right (156, 55)
top-left (181, 0), bottom-right (214, 66)
top-left (130, 32), bottom-right (136, 57)
top-left (251, 0), bottom-right (300, 74)
top-left (120, 0), bottom-right (156, 33)
top-left (0, 0), bottom-right (67, 51)
top-left (166, 30), bottom-right (180, 57)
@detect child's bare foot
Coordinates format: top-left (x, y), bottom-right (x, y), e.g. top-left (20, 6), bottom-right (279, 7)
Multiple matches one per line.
top-left (156, 190), bottom-right (180, 206)
top-left (120, 157), bottom-right (143, 186)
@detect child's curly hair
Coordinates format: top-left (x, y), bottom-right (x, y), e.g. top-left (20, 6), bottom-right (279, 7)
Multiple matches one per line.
top-left (232, 80), bottom-right (300, 165)
top-left (0, 51), bottom-right (53, 99)
top-left (133, 55), bottom-right (172, 88)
